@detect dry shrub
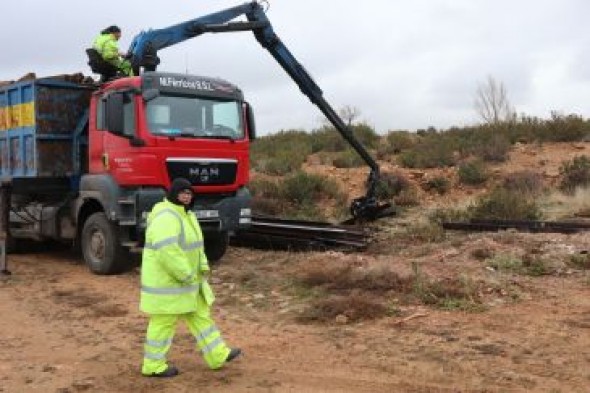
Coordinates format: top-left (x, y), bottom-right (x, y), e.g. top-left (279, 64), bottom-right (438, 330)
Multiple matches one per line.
top-left (417, 277), bottom-right (476, 305)
top-left (401, 222), bottom-right (446, 243)
top-left (376, 130), bottom-right (416, 158)
top-left (568, 253), bottom-right (590, 270)
top-left (458, 160), bottom-right (488, 185)
top-left (423, 176), bottom-right (451, 195)
top-left (503, 170), bottom-right (544, 196)
top-left (543, 188), bottom-right (590, 219)
top-left (468, 188), bottom-right (542, 220)
top-left (375, 171), bottom-right (412, 200)
top-left (249, 197), bottom-right (284, 216)
top-left (298, 293), bottom-right (387, 323)
top-left (298, 261), bottom-right (411, 293)
top-left (281, 171), bottom-right (343, 204)
top-left (332, 149), bottom-right (365, 168)
top-left (394, 186), bottom-right (420, 206)
top-left (559, 155), bottom-right (590, 194)
top-left (471, 247), bottom-right (494, 261)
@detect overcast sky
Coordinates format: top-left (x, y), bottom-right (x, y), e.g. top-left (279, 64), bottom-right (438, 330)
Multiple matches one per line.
top-left (2, 0), bottom-right (589, 135)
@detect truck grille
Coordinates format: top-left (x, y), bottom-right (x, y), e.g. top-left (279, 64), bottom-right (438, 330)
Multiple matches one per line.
top-left (166, 158), bottom-right (237, 185)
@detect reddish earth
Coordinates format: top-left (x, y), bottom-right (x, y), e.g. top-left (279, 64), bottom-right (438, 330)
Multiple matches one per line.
top-left (1, 142), bottom-right (590, 393)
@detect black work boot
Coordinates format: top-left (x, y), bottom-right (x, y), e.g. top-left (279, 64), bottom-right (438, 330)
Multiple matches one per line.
top-left (226, 348), bottom-right (242, 363)
top-left (146, 365), bottom-right (179, 378)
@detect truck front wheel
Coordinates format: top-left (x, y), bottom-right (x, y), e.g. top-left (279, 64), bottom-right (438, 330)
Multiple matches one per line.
top-left (204, 231), bottom-right (229, 263)
top-left (81, 212), bottom-right (128, 274)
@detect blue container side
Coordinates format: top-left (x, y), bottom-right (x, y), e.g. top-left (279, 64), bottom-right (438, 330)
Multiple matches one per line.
top-left (0, 78), bottom-right (92, 179)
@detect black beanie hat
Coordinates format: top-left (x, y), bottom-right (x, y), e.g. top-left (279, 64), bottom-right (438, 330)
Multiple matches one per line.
top-left (101, 25), bottom-right (121, 34)
top-left (167, 178), bottom-right (193, 205)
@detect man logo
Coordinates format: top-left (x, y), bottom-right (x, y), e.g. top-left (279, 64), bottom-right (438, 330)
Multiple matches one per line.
top-left (189, 167), bottom-right (220, 183)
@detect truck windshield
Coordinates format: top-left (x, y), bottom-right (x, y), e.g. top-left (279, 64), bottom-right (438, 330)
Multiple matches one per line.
top-left (145, 95), bottom-right (244, 139)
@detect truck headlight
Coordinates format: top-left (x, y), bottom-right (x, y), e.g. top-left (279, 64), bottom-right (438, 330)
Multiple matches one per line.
top-left (240, 208), bottom-right (251, 217)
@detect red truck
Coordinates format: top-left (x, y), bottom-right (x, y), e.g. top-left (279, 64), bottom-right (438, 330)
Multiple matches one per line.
top-left (0, 72), bottom-right (254, 274)
top-left (0, 1), bottom-right (391, 275)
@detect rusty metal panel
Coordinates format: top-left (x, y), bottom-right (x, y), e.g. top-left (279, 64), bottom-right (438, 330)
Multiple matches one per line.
top-left (36, 140), bottom-right (74, 177)
top-left (36, 85), bottom-right (91, 135)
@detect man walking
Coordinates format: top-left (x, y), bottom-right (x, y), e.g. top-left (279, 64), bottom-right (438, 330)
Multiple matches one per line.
top-left (140, 178), bottom-right (241, 377)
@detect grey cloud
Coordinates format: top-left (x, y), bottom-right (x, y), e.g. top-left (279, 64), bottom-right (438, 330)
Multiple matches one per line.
top-left (2, 0), bottom-right (589, 134)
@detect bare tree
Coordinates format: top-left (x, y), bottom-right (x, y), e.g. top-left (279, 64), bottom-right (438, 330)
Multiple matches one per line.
top-left (474, 76), bottom-right (515, 124)
top-left (338, 105), bottom-right (361, 126)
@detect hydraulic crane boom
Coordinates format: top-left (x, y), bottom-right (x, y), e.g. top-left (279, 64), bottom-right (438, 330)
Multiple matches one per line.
top-left (128, 1), bottom-right (392, 220)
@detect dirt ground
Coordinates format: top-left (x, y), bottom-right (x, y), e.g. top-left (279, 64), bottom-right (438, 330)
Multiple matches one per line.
top-left (1, 142), bottom-right (589, 393)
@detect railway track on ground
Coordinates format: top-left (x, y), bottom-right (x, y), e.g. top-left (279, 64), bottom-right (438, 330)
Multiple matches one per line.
top-left (442, 218), bottom-right (590, 234)
top-left (231, 215), bottom-right (370, 251)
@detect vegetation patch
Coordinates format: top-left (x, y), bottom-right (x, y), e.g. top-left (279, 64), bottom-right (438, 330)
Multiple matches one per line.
top-left (297, 293), bottom-right (387, 323)
top-left (559, 155), bottom-right (590, 194)
top-left (250, 172), bottom-right (347, 220)
top-left (568, 253), bottom-right (590, 270)
top-left (502, 171), bottom-right (545, 196)
top-left (458, 160), bottom-right (488, 185)
top-left (468, 188), bottom-right (542, 220)
top-left (423, 176), bottom-right (451, 195)
top-left (296, 260), bottom-right (484, 323)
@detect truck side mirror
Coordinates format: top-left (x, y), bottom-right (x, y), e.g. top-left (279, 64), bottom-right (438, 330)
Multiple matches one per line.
top-left (105, 93), bottom-right (125, 135)
top-left (245, 102), bottom-right (256, 141)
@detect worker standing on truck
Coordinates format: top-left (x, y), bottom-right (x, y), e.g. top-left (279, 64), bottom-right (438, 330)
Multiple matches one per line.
top-left (140, 178), bottom-right (241, 377)
top-left (92, 25), bottom-right (133, 77)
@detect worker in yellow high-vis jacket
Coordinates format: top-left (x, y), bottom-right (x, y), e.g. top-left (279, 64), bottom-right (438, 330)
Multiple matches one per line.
top-left (140, 178), bottom-right (241, 378)
top-left (92, 25), bottom-right (133, 77)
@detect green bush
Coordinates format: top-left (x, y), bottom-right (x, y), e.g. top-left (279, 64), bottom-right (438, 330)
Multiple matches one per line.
top-left (249, 178), bottom-right (281, 199)
top-left (261, 151), bottom-right (307, 175)
top-left (474, 132), bottom-right (511, 162)
top-left (309, 126), bottom-right (348, 153)
top-left (458, 160), bottom-right (488, 185)
top-left (468, 188), bottom-right (542, 220)
top-left (251, 129), bottom-right (312, 175)
top-left (332, 149), bottom-right (365, 168)
top-left (394, 187), bottom-right (420, 206)
top-left (387, 130), bottom-right (415, 151)
top-left (249, 172), bottom-right (347, 220)
top-left (399, 137), bottom-right (457, 168)
top-left (542, 112), bottom-right (590, 142)
top-left (568, 254), bottom-right (590, 270)
top-left (350, 123), bottom-right (380, 150)
top-left (281, 171), bottom-right (343, 205)
top-left (374, 171), bottom-right (411, 200)
top-left (429, 207), bottom-right (470, 224)
top-left (423, 176), bottom-right (451, 195)
top-left (559, 155), bottom-right (590, 194)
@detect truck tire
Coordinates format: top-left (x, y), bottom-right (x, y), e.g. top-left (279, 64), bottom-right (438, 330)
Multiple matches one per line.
top-left (204, 231), bottom-right (229, 263)
top-left (81, 212), bottom-right (128, 275)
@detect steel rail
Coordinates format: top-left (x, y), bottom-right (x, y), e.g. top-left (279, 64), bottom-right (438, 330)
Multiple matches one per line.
top-left (442, 219), bottom-right (590, 234)
top-left (232, 215), bottom-right (369, 251)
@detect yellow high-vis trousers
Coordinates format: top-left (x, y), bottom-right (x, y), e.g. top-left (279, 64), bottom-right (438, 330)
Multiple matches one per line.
top-left (142, 309), bottom-right (231, 375)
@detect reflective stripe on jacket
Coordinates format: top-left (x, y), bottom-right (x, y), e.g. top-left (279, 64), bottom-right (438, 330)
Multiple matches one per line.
top-left (140, 198), bottom-right (212, 314)
top-left (93, 33), bottom-right (120, 65)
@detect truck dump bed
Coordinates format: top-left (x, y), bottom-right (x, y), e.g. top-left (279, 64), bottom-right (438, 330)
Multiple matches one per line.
top-left (0, 75), bottom-right (93, 178)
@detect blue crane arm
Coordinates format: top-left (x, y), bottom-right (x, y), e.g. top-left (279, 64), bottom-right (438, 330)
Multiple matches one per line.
top-left (128, 1), bottom-right (391, 220)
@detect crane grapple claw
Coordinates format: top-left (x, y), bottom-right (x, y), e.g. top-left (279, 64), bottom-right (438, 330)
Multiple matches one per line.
top-left (349, 197), bottom-right (395, 222)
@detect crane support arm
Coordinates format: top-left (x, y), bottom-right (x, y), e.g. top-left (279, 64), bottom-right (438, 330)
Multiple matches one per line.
top-left (128, 1), bottom-right (392, 220)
